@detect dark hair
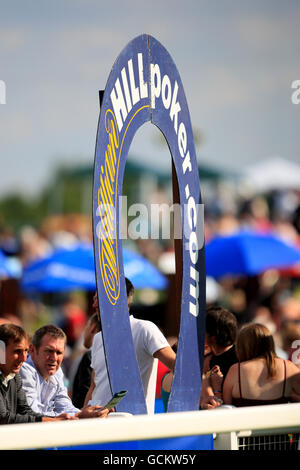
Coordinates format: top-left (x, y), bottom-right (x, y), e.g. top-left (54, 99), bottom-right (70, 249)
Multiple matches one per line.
top-left (237, 323), bottom-right (277, 377)
top-left (125, 277), bottom-right (134, 297)
top-left (206, 306), bottom-right (237, 348)
top-left (0, 323), bottom-right (28, 346)
top-left (31, 324), bottom-right (66, 350)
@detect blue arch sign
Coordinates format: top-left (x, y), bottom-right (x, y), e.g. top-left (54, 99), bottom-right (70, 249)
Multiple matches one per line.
top-left (93, 34), bottom-right (205, 414)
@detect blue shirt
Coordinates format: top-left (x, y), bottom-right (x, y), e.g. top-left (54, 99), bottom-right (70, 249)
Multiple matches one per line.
top-left (20, 356), bottom-right (80, 417)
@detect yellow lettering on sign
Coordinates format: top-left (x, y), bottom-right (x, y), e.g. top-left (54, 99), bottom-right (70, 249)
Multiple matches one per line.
top-left (97, 105), bottom-right (149, 305)
top-left (98, 110), bottom-right (120, 305)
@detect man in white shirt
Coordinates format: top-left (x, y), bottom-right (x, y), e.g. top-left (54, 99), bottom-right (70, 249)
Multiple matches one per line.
top-left (20, 324), bottom-right (109, 419)
top-left (84, 278), bottom-right (176, 414)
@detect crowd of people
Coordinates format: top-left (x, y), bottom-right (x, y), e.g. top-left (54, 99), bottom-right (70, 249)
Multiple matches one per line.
top-left (0, 321), bottom-right (110, 423)
top-left (1, 186), bottom-right (300, 426)
top-left (0, 277), bottom-right (177, 424)
top-left (1, 296), bottom-right (300, 425)
top-left (200, 307), bottom-right (300, 410)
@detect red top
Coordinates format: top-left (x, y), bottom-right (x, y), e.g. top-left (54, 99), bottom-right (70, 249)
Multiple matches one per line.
top-left (156, 361), bottom-right (170, 398)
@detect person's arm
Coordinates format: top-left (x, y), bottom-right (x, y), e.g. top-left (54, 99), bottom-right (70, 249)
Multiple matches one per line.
top-left (202, 354), bottom-right (212, 375)
top-left (161, 371), bottom-right (173, 393)
top-left (52, 371), bottom-right (81, 416)
top-left (153, 346), bottom-right (176, 372)
top-left (51, 370), bottom-right (108, 419)
top-left (200, 355), bottom-right (215, 406)
top-left (75, 406), bottom-right (110, 419)
top-left (19, 363), bottom-right (46, 415)
top-left (209, 365), bottom-right (223, 397)
top-left (200, 374), bottom-right (214, 404)
top-left (83, 369), bottom-right (95, 407)
top-left (200, 395), bottom-right (223, 410)
top-left (200, 365), bottom-right (223, 409)
top-left (76, 369), bottom-right (110, 419)
top-left (200, 366), bottom-right (223, 409)
top-left (0, 403), bottom-right (43, 424)
top-left (41, 414), bottom-right (75, 422)
top-left (26, 376), bottom-right (107, 420)
top-left (143, 321), bottom-right (176, 372)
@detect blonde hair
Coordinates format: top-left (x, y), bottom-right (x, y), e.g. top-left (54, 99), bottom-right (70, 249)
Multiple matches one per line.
top-left (237, 323), bottom-right (277, 377)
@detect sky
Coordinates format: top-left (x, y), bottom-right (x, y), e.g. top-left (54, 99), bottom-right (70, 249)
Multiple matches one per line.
top-left (1, 0), bottom-right (300, 198)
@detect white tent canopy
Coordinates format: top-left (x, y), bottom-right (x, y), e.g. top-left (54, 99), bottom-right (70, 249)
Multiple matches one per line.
top-left (158, 251), bottom-right (223, 303)
top-left (240, 156), bottom-right (300, 193)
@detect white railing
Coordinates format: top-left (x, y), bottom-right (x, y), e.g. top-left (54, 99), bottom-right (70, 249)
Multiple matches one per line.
top-left (0, 403), bottom-right (300, 450)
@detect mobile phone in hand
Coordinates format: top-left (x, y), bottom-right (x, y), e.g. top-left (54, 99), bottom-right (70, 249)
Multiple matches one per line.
top-left (103, 390), bottom-right (128, 409)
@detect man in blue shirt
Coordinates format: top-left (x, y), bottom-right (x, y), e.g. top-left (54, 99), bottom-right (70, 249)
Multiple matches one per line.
top-left (0, 323), bottom-right (73, 424)
top-left (20, 324), bottom-right (109, 419)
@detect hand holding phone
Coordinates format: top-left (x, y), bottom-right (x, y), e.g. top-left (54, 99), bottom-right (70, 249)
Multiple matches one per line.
top-left (102, 390), bottom-right (128, 409)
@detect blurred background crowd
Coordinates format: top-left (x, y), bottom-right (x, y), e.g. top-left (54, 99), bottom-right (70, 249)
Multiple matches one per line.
top-left (1, 1), bottom-right (300, 391)
top-left (1, 154), bottom-right (300, 385)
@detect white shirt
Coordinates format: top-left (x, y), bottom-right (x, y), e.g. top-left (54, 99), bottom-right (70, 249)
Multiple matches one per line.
top-left (20, 356), bottom-right (80, 416)
top-left (0, 371), bottom-right (15, 387)
top-left (90, 315), bottom-right (169, 414)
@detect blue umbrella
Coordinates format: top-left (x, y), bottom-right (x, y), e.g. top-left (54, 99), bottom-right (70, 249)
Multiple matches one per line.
top-left (123, 248), bottom-right (168, 290)
top-left (0, 250), bottom-right (12, 279)
top-left (21, 243), bottom-right (168, 292)
top-left (21, 243), bottom-right (95, 292)
top-left (206, 230), bottom-right (300, 279)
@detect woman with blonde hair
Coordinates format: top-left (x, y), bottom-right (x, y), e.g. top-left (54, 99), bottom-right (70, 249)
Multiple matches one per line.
top-left (223, 323), bottom-right (300, 407)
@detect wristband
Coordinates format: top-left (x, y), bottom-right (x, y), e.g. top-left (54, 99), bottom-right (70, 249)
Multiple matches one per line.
top-left (213, 390), bottom-right (221, 394)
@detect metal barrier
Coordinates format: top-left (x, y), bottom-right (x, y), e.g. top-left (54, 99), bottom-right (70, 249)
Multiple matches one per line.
top-left (0, 403), bottom-right (299, 450)
top-left (214, 428), bottom-right (300, 450)
top-left (213, 404), bottom-right (300, 450)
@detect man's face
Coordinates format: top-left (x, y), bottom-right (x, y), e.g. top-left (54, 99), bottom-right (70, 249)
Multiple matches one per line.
top-left (30, 334), bottom-right (65, 380)
top-left (0, 337), bottom-right (28, 377)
